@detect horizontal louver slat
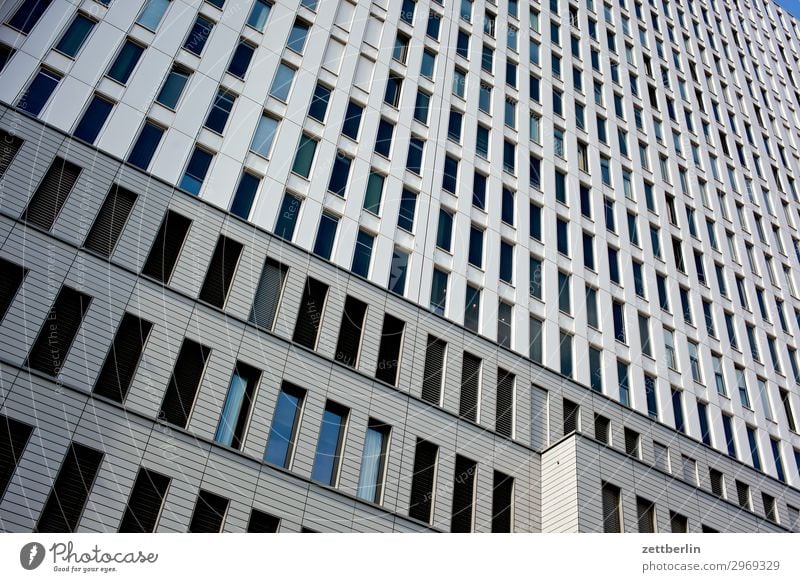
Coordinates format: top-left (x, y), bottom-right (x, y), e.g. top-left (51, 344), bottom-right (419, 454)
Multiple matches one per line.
top-left (248, 258), bottom-right (287, 330)
top-left (495, 369), bottom-right (514, 437)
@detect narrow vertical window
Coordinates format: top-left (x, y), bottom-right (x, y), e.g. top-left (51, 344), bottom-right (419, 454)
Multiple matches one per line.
top-left (198, 236), bottom-right (243, 309)
top-left (188, 490), bottom-right (228, 533)
top-left (421, 336), bottom-right (447, 405)
top-left (118, 468), bottom-right (170, 533)
top-left (292, 277), bottom-right (328, 349)
top-left (8, 0), bottom-right (53, 35)
top-left (179, 147), bottom-right (213, 195)
top-left (491, 470), bottom-right (513, 532)
top-left (450, 455), bottom-right (477, 532)
top-left (601, 482), bottom-right (622, 533)
top-left (107, 40), bottom-right (144, 84)
top-left (459, 353), bottom-right (481, 422)
top-left (141, 210), bottom-right (191, 284)
top-left (636, 497), bottom-right (656, 533)
top-left (408, 439), bottom-right (438, 523)
top-left (227, 39), bottom-right (255, 78)
top-left (313, 212), bottom-right (338, 260)
top-left (0, 259), bottom-right (27, 322)
top-left (136, 0), bottom-right (170, 32)
top-left (73, 95), bottom-right (113, 144)
top-left (496, 368), bottom-right (515, 437)
top-left (247, 0), bottom-right (271, 31)
top-left (464, 284), bottom-right (481, 332)
top-left (334, 296), bottom-right (367, 368)
top-left (156, 67), bottom-right (190, 108)
top-left (375, 314), bottom-right (405, 385)
top-left (84, 185), bottom-right (137, 257)
top-left (214, 363), bottom-right (260, 450)
top-left (183, 15), bottom-right (214, 56)
top-left (264, 382), bottom-right (306, 468)
top-left (229, 172), bottom-right (260, 220)
top-left (127, 121), bottom-right (164, 170)
top-left (22, 157), bottom-right (81, 231)
top-left (311, 401), bottom-right (349, 486)
top-left (356, 420), bottom-right (390, 504)
top-left (158, 339), bottom-right (211, 428)
top-left (388, 248), bottom-right (409, 296)
top-left (274, 192), bottom-right (302, 241)
top-left (93, 313), bottom-right (152, 403)
top-left (0, 415), bottom-right (33, 500)
top-left (351, 230), bottom-right (374, 277)
top-left (17, 68), bottom-right (61, 116)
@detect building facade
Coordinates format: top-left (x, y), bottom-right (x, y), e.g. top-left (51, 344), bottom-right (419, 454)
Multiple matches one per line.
top-left (0, 0), bottom-right (799, 532)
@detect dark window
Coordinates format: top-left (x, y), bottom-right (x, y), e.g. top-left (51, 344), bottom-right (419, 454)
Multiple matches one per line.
top-left (442, 155), bottom-right (458, 193)
top-left (159, 339), bottom-right (211, 428)
top-left (473, 172), bottom-right (487, 209)
top-left (407, 137), bottom-right (424, 174)
top-left (468, 226), bottom-right (483, 267)
top-left (17, 68), bottom-right (61, 115)
top-left (763, 492), bottom-right (777, 522)
top-left (198, 236), bottom-right (243, 309)
top-left (188, 490), bottom-right (228, 533)
top-left (328, 154), bottom-right (352, 196)
top-left (142, 210), bottom-right (191, 284)
top-left (636, 497), bottom-right (656, 533)
top-left (72, 95), bottom-right (112, 144)
top-left (127, 121), bottom-right (164, 170)
top-left (247, 509), bottom-right (280, 533)
top-left (0, 43), bottom-right (13, 73)
top-left (496, 368), bottom-right (515, 437)
top-left (35, 442), bottom-right (103, 532)
top-left (204, 89), bottom-right (235, 134)
top-left (530, 203), bottom-right (542, 240)
top-left (334, 296), bottom-right (367, 368)
top-left (374, 118), bottom-right (394, 157)
top-left (313, 212), bottom-right (338, 259)
top-left (459, 353), bottom-right (481, 421)
top-left (736, 480), bottom-right (750, 509)
top-left (397, 188), bottom-right (417, 232)
top-left (227, 40), bottom-right (255, 78)
top-left (709, 468), bottom-right (725, 497)
top-left (287, 19), bottom-right (310, 53)
top-left (375, 314), bottom-right (404, 385)
top-left (107, 40), bottom-right (144, 84)
top-left (670, 511), bottom-right (688, 533)
top-left (450, 455), bottom-right (477, 532)
top-left (249, 258), bottom-right (287, 331)
top-left (341, 101), bottom-right (364, 139)
top-left (0, 130), bottom-right (23, 177)
top-left (436, 208), bottom-right (453, 251)
top-left (594, 414), bottom-right (610, 444)
top-left (0, 258), bottom-right (26, 322)
top-left (491, 470), bottom-right (513, 532)
top-left (464, 284), bottom-right (481, 332)
top-left (84, 185), bottom-right (137, 256)
top-left (229, 171), bottom-right (259, 220)
top-left (602, 482), bottom-right (622, 533)
top-left (7, 0), bottom-right (52, 34)
top-left (311, 401), bottom-right (349, 486)
top-left (184, 15), bottom-right (214, 55)
top-left (22, 157), bottom-right (81, 231)
top-left (26, 286), bottom-right (90, 377)
top-left (408, 439), bottom-right (438, 523)
top-left (563, 399), bottom-right (579, 434)
top-left (293, 277), bottom-right (328, 350)
top-left (264, 382), bottom-right (305, 467)
top-left (351, 230), bottom-right (374, 277)
top-left (214, 362), bottom-right (260, 450)
top-left (156, 67), bottom-right (190, 108)
top-left (179, 147), bottom-right (213, 195)
top-left (308, 83), bottom-right (331, 122)
top-left (118, 468), bottom-right (170, 533)
top-left (93, 313), bottom-right (152, 403)
top-left (624, 427), bottom-right (640, 457)
top-left (274, 192), bottom-right (302, 241)
top-left (780, 388), bottom-right (797, 432)
top-left (0, 415), bottom-right (33, 500)
top-left (414, 89), bottom-right (430, 123)
top-left (421, 336), bottom-right (446, 405)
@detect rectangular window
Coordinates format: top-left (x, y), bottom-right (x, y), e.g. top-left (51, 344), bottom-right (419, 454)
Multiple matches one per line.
top-left (26, 286), bottom-right (90, 377)
top-left (645, 374), bottom-right (658, 419)
top-left (158, 337), bottom-right (211, 428)
top-left (313, 212), bottom-right (338, 260)
top-left (638, 315), bottom-right (651, 357)
top-left (0, 259), bottom-right (26, 322)
top-left (156, 66), bottom-right (190, 109)
top-left (17, 67), bottom-right (61, 116)
top-left (229, 171), bottom-right (259, 220)
top-left (496, 369), bottom-right (515, 438)
top-left (624, 427), bottom-right (640, 458)
top-left (247, 509), bottom-right (279, 533)
top-left (747, 426), bottom-right (762, 471)
top-left (529, 316), bottom-right (543, 364)
top-left (406, 137), bottom-right (424, 175)
top-left (421, 336), bottom-right (446, 406)
top-left (672, 388), bottom-right (685, 433)
top-left (375, 314), bottom-right (404, 385)
top-left (334, 296), bottom-right (367, 368)
top-left (22, 157), bottom-right (81, 231)
top-left (292, 277), bottom-right (328, 350)
top-left (612, 301), bottom-right (625, 343)
top-left (264, 382), bottom-right (306, 468)
top-left (107, 40), bottom-right (144, 84)
top-left (464, 284), bottom-right (481, 332)
top-left (199, 236), bottom-right (243, 309)
top-left (227, 39), bottom-right (255, 78)
top-left (586, 286), bottom-right (599, 329)
top-left (468, 226), bottom-right (484, 268)
top-left (351, 230), bottom-right (374, 277)
top-left (763, 492), bottom-right (778, 522)
top-left (286, 19), bottom-right (310, 53)
top-left (73, 94), bottom-right (113, 144)
top-left (357, 420), bottom-right (390, 503)
top-left (498, 301), bottom-right (512, 348)
top-left (459, 352), bottom-right (481, 422)
top-left (595, 414), bottom-right (610, 444)
top-left (118, 467), bottom-right (171, 533)
top-left (341, 101), bottom-right (363, 139)
top-left (188, 490), bottom-right (229, 533)
top-left (451, 455), bottom-right (477, 532)
top-left (618, 360), bottom-right (630, 407)
top-left (84, 185), bottom-right (137, 257)
top-left (722, 413), bottom-right (737, 458)
top-left (248, 258), bottom-right (287, 332)
top-left (247, 0), bottom-right (271, 30)
top-left (250, 113), bottom-right (279, 158)
top-left (388, 248), bottom-right (409, 296)
top-left (557, 218), bottom-right (569, 256)
top-left (409, 439), bottom-right (438, 523)
top-left (780, 389), bottom-right (797, 432)
top-left (142, 211), bottom-right (191, 284)
top-left (274, 192), bottom-right (302, 241)
top-left (637, 497), bottom-right (656, 533)
top-left (291, 134), bottom-right (317, 178)
top-left (214, 362), bottom-right (260, 450)
top-left (602, 482), bottom-right (622, 533)
top-left (35, 442), bottom-right (103, 533)
top-left (184, 15), bottom-right (213, 55)
top-left (710, 469), bottom-right (725, 498)
top-left (397, 188), bottom-right (417, 232)
top-left (93, 313), bottom-right (152, 404)
top-left (327, 154), bottom-right (352, 198)
top-left (179, 147), bottom-right (213, 195)
top-left (269, 63), bottom-right (296, 101)
top-left (491, 470), bottom-right (514, 533)
top-left (127, 121), bottom-right (164, 170)
top-left (311, 401), bottom-right (349, 486)
top-left (430, 268), bottom-right (448, 316)
top-left (363, 172), bottom-right (385, 215)
top-left (558, 271), bottom-right (571, 314)
top-left (0, 415), bottom-right (33, 500)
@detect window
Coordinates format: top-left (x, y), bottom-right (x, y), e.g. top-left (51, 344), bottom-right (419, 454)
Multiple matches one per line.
top-left (459, 353), bottom-right (481, 421)
top-left (56, 13), bottom-right (95, 56)
top-left (436, 208), bottom-right (453, 251)
top-left (612, 301), bottom-right (625, 343)
top-left (492, 471), bottom-right (514, 532)
top-left (247, 0), bottom-right (271, 31)
top-left (763, 492), bottom-right (778, 523)
top-left (26, 286), bottom-right (90, 377)
top-left (311, 401), bottom-right (349, 486)
top-left (17, 68), bottom-right (61, 116)
top-left (498, 301), bottom-right (512, 348)
top-left (503, 140), bottom-right (515, 174)
top-left (451, 455), bottom-right (477, 532)
top-left (247, 509), bottom-right (279, 533)
top-left (269, 63), bottom-right (296, 101)
top-left (645, 374), bottom-right (658, 419)
top-left (602, 482), bottom-right (622, 533)
top-left (736, 368), bottom-right (750, 409)
top-left (205, 89), bottom-right (236, 133)
top-left (464, 284), bottom-right (481, 332)
top-left (229, 172), bottom-right (259, 220)
top-left (158, 339), bottom-right (210, 428)
top-left (529, 256), bottom-right (542, 300)
top-left (672, 388), bottom-right (685, 433)
top-left (334, 296), bottom-right (367, 368)
top-left (499, 241), bottom-right (514, 284)
top-left (214, 362), bottom-right (260, 450)
top-left (617, 361), bottom-right (630, 406)
top-left (127, 121), bottom-right (164, 170)
top-left (292, 277), bottom-right (328, 350)
top-left (342, 101), bottom-right (364, 139)
top-left (496, 369), bottom-right (515, 438)
top-left (747, 426), bottom-right (762, 471)
top-left (274, 192), bottom-right (302, 241)
top-left (688, 341), bottom-right (702, 383)
top-left (92, 313), bottom-right (151, 404)
top-left (291, 134), bottom-right (317, 178)
top-left (117, 467), bottom-right (170, 533)
top-left (709, 469), bottom-right (725, 499)
top-left (529, 316), bottom-right (543, 364)
top-left (409, 439), bottom-right (438, 523)
top-left (384, 73), bottom-right (403, 107)
top-left (363, 172), bottom-right (385, 215)
top-left (608, 247), bottom-right (620, 284)
top-left (780, 389), bottom-right (797, 432)
top-left (184, 15), bottom-right (214, 55)
top-left (84, 184), bottom-right (136, 257)
top-left (558, 271), bottom-right (571, 314)
top-left (249, 258), bottom-right (287, 332)
top-left (722, 414), bottom-right (737, 458)
top-left (430, 268), bottom-right (448, 316)
top-left (351, 230), bottom-right (374, 277)
top-left (188, 490), bottom-right (229, 533)
top-left (586, 286), bottom-right (599, 329)
top-left (530, 204), bottom-right (541, 240)
top-left (107, 40), bottom-right (143, 84)
top-left (357, 420), bottom-right (390, 503)
top-left (637, 497), bottom-right (656, 533)
top-left (468, 226), bottom-right (483, 268)
top-left (227, 39), bottom-right (255, 78)
top-left (583, 233), bottom-right (595, 270)
top-left (563, 399), bottom-right (580, 434)
top-left (414, 90), bottom-right (430, 124)
top-left (406, 137), bottom-right (424, 175)
top-left (397, 188), bottom-right (417, 232)
top-left (142, 210), bottom-right (191, 284)
top-left (638, 315), bottom-right (651, 357)
top-left (35, 442), bottom-right (103, 533)
top-left (308, 83), bottom-right (331, 122)
top-left (328, 153), bottom-right (351, 197)
top-left (0, 415), bottom-right (33, 499)
top-left (604, 198), bottom-right (615, 232)
top-left (156, 66), bottom-right (190, 109)
top-left (557, 218), bottom-right (569, 256)
top-left (625, 427), bottom-right (641, 458)
top-left (287, 19), bottom-right (310, 53)
top-left (0, 259), bottom-right (25, 323)
top-left (313, 212), bottom-right (338, 260)
top-left (264, 383), bottom-right (306, 468)
top-left (389, 248), bottom-right (409, 296)
top-left (375, 314), bottom-right (404, 385)
top-left (502, 188), bottom-right (515, 225)
top-left (199, 235), bottom-right (243, 309)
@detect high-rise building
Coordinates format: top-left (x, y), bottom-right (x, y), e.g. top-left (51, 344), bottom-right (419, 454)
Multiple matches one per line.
top-left (0, 0), bottom-right (799, 533)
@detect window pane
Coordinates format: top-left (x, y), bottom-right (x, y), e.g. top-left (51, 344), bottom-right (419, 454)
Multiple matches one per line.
top-left (184, 16), bottom-right (213, 55)
top-left (107, 41), bottom-right (144, 84)
top-left (17, 69), bottom-right (61, 116)
top-left (264, 386), bottom-right (304, 467)
top-left (227, 41), bottom-right (255, 78)
top-left (156, 67), bottom-right (190, 108)
top-left (137, 0), bottom-right (170, 31)
top-left (250, 114), bottom-right (279, 157)
top-left (313, 213), bottom-right (338, 259)
top-left (291, 135), bottom-right (317, 178)
top-left (179, 147), bottom-right (213, 195)
top-left (351, 231), bottom-right (374, 277)
top-left (269, 63), bottom-right (295, 101)
top-left (127, 121), bottom-right (164, 170)
top-left (247, 0), bottom-right (271, 30)
top-left (73, 95), bottom-right (112, 144)
top-left (229, 172), bottom-right (259, 219)
top-left (311, 404), bottom-right (348, 486)
top-left (274, 193), bottom-right (302, 241)
top-left (56, 14), bottom-right (95, 57)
